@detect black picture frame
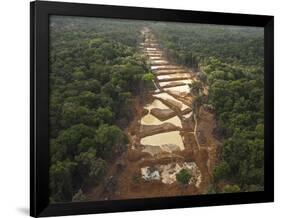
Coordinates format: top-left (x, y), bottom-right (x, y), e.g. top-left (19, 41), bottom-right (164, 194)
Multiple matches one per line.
top-left (30, 1), bottom-right (274, 217)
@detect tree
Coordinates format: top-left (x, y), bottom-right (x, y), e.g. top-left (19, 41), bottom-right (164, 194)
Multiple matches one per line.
top-left (73, 69), bottom-right (85, 80)
top-left (255, 123), bottom-right (264, 139)
top-left (142, 72), bottom-right (154, 81)
top-left (78, 91), bottom-right (97, 108)
top-left (192, 94), bottom-right (207, 117)
top-left (213, 161), bottom-right (230, 181)
top-left (72, 189), bottom-right (87, 202)
top-left (223, 184), bottom-right (241, 193)
top-left (77, 137), bottom-right (96, 153)
top-left (86, 79), bottom-right (101, 93)
top-left (190, 81), bottom-right (204, 96)
top-left (75, 148), bottom-right (107, 180)
top-left (50, 160), bottom-right (77, 202)
top-left (93, 107), bottom-right (114, 126)
top-left (95, 124), bottom-right (126, 158)
top-left (60, 104), bottom-right (91, 128)
top-left (176, 169), bottom-right (192, 185)
top-left (50, 139), bottom-right (67, 163)
top-left (57, 124), bottom-right (95, 156)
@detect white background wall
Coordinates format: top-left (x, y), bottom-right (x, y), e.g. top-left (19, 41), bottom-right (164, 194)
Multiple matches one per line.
top-left (0, 0), bottom-right (279, 217)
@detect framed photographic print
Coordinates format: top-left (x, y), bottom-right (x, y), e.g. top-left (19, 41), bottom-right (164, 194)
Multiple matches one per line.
top-left (30, 1), bottom-right (274, 217)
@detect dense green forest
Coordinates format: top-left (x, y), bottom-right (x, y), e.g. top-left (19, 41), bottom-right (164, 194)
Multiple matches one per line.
top-left (151, 23), bottom-right (264, 192)
top-left (49, 17), bottom-right (265, 202)
top-left (49, 16), bottom-right (152, 202)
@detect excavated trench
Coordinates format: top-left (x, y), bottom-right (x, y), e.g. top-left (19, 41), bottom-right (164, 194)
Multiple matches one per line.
top-left (137, 28), bottom-right (203, 185)
top-left (87, 27), bottom-right (220, 201)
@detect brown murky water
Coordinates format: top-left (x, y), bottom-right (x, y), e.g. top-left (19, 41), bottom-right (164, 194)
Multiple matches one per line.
top-left (140, 131), bottom-right (184, 150)
top-left (157, 73), bottom-right (190, 80)
top-left (138, 28), bottom-right (196, 153)
top-left (141, 99), bottom-right (182, 127)
top-left (164, 85), bottom-right (191, 95)
top-left (151, 65), bottom-right (181, 70)
top-left (159, 79), bottom-right (193, 87)
top-left (153, 92), bottom-right (190, 111)
top-left (141, 114), bottom-right (182, 128)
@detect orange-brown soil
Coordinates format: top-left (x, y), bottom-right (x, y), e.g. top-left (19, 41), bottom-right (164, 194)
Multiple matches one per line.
top-left (86, 97), bottom-right (220, 201)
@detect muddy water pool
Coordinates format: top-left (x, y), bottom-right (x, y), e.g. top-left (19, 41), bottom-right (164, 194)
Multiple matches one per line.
top-left (140, 131), bottom-right (184, 150)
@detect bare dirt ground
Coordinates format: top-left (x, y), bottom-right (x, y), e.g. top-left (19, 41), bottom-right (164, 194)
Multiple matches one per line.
top-left (87, 97), bottom-right (220, 201)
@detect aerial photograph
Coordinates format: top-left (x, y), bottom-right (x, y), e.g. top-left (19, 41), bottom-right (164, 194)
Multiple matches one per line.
top-left (49, 16), bottom-right (264, 203)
